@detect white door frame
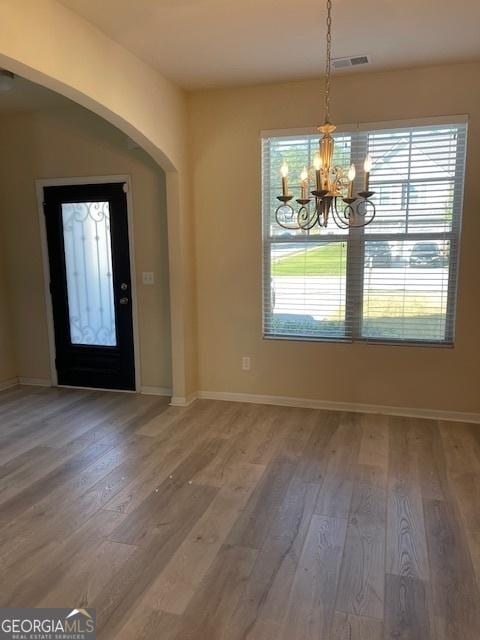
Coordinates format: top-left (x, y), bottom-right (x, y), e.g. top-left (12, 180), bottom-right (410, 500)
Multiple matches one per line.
top-left (36, 175), bottom-right (142, 393)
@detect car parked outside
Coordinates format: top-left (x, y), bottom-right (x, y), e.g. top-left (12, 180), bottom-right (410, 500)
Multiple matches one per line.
top-left (409, 242), bottom-right (446, 267)
top-left (365, 241), bottom-right (392, 267)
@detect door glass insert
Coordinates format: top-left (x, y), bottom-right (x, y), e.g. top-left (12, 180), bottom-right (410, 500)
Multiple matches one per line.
top-left (62, 201), bottom-right (117, 346)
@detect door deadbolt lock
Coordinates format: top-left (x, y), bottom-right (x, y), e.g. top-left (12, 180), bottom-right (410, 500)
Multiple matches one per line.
top-left (120, 283), bottom-right (128, 291)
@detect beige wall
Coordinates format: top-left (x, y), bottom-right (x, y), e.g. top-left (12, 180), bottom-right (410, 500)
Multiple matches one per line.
top-left (0, 243), bottom-right (15, 384)
top-left (0, 106), bottom-right (171, 390)
top-left (189, 62), bottom-right (480, 413)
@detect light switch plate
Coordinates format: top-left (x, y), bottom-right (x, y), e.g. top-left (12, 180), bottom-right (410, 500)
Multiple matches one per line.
top-left (142, 272), bottom-right (155, 285)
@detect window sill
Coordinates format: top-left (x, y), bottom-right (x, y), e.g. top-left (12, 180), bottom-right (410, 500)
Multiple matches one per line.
top-left (263, 334), bottom-right (454, 348)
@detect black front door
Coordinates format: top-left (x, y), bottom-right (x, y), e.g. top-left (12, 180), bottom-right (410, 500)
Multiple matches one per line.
top-left (44, 182), bottom-right (135, 390)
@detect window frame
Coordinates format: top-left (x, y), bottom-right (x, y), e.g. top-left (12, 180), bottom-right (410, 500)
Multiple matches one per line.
top-left (262, 117), bottom-right (468, 347)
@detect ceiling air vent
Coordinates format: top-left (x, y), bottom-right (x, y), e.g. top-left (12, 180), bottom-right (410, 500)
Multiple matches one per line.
top-left (332, 55), bottom-right (370, 70)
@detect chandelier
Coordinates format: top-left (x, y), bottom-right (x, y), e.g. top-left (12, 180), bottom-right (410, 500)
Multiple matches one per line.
top-left (276, 0), bottom-right (376, 231)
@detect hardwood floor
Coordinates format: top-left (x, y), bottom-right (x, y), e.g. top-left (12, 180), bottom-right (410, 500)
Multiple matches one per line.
top-left (0, 385), bottom-right (479, 639)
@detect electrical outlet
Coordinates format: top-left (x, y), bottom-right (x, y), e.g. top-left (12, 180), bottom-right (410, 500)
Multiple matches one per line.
top-left (142, 272), bottom-right (155, 285)
top-left (242, 356), bottom-right (251, 371)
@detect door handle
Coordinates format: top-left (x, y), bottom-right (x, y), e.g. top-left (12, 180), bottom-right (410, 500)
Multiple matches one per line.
top-left (119, 297), bottom-right (129, 305)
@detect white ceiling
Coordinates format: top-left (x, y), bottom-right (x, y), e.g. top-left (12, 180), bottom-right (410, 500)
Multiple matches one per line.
top-left (59, 0), bottom-right (480, 90)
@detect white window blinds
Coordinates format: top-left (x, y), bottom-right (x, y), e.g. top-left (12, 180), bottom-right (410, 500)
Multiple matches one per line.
top-left (262, 119), bottom-right (467, 344)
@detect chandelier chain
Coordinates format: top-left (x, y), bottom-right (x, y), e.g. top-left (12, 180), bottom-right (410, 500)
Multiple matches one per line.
top-left (324, 0), bottom-right (332, 123)
top-left (275, 0), bottom-right (376, 230)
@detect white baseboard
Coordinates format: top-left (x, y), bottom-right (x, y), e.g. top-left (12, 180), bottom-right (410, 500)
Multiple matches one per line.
top-left (18, 377), bottom-right (52, 387)
top-left (140, 386), bottom-right (172, 397)
top-left (170, 392), bottom-right (198, 407)
top-left (6, 378), bottom-right (478, 423)
top-left (196, 390), bottom-right (480, 424)
top-left (0, 377), bottom-right (19, 391)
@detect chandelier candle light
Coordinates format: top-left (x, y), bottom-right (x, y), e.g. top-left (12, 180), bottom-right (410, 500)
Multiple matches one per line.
top-left (276, 0), bottom-right (376, 230)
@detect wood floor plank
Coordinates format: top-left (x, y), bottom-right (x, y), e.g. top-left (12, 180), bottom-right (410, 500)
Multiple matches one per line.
top-left (0, 445), bottom-right (52, 482)
top-left (0, 427), bottom-right (183, 573)
top-left (241, 405), bottom-right (291, 466)
top-left (102, 402), bottom-right (228, 514)
top-left (0, 391), bottom-right (108, 463)
top-left (226, 454), bottom-right (298, 549)
top-left (386, 489), bottom-right (429, 580)
top-left (465, 529), bottom-right (480, 591)
top-left (0, 440), bottom-right (115, 525)
top-left (52, 395), bottom-right (167, 452)
top-left (294, 410), bottom-right (340, 484)
top-left (336, 520), bottom-right (385, 620)
top-left (102, 444), bottom-right (192, 514)
top-left (108, 438), bottom-right (224, 545)
top-left (166, 544), bottom-right (258, 640)
top-left (142, 462), bottom-right (265, 615)
top-left (0, 388), bottom-right (84, 429)
top-left (274, 406), bottom-right (320, 460)
top-left (189, 405), bottom-right (306, 487)
top-left (358, 413), bottom-right (389, 469)
top-left (137, 404), bottom-right (193, 437)
top-left (424, 498), bottom-right (480, 640)
top-left (335, 462), bottom-right (386, 620)
top-left (0, 392), bottom-right (127, 465)
top-left (207, 401), bottom-right (256, 440)
top-left (280, 514), bottom-right (348, 640)
top-left (409, 419), bottom-right (448, 501)
top-left (193, 405), bottom-right (304, 489)
top-left (449, 471), bottom-right (480, 531)
top-left (384, 573), bottom-right (431, 640)
top-left (0, 385), bottom-right (33, 409)
top-left (116, 610), bottom-right (182, 640)
top-left (38, 539), bottom-right (136, 608)
top-left (138, 400), bottom-right (228, 448)
top-left (467, 423), bottom-right (480, 467)
top-left (1, 388), bottom-right (480, 640)
top-left (350, 464), bottom-right (387, 528)
top-left (183, 407), bottom-right (261, 488)
top-left (0, 389), bottom-right (92, 437)
top-left (1, 429), bottom-right (144, 499)
top-left (314, 412), bottom-right (362, 518)
top-left (330, 612), bottom-right (383, 640)
top-left (94, 484), bottom-right (218, 639)
top-left (0, 436), bottom-right (157, 547)
top-left (386, 417), bottom-right (429, 580)
top-left (439, 421), bottom-right (480, 476)
top-left (1, 509), bottom-right (126, 606)
top-left (225, 476), bottom-right (320, 640)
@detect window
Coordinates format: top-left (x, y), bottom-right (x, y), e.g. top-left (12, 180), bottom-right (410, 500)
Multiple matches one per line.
top-left (262, 119), bottom-right (467, 344)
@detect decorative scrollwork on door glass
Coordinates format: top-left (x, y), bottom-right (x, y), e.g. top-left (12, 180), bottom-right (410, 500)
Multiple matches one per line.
top-left (62, 202), bottom-right (117, 346)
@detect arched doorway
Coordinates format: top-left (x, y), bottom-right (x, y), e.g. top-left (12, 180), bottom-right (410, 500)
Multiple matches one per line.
top-left (0, 0), bottom-right (195, 402)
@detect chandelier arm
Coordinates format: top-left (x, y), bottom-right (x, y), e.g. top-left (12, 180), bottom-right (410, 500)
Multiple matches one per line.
top-left (331, 197), bottom-right (352, 229)
top-left (274, 197), bottom-right (377, 232)
top-left (333, 196), bottom-right (353, 221)
top-left (298, 205), bottom-right (319, 230)
top-left (275, 203), bottom-right (298, 230)
top-left (369, 202), bottom-right (377, 224)
top-left (356, 198), bottom-right (377, 225)
top-left (332, 196), bottom-right (378, 229)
